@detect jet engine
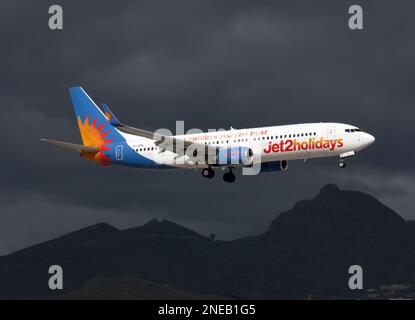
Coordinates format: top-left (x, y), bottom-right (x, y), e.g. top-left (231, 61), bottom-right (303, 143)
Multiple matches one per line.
top-left (216, 147), bottom-right (253, 166)
top-left (260, 160), bottom-right (288, 173)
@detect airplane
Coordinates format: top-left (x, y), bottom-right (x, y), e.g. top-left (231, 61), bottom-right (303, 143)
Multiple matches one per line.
top-left (41, 87), bottom-right (375, 183)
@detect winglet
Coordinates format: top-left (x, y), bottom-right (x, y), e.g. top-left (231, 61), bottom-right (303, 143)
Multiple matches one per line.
top-left (101, 103), bottom-right (121, 126)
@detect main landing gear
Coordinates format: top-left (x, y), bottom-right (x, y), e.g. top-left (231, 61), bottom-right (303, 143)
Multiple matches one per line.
top-left (339, 160), bottom-right (346, 169)
top-left (201, 167), bottom-right (235, 183)
top-left (202, 167), bottom-right (215, 178)
top-left (223, 168), bottom-right (236, 183)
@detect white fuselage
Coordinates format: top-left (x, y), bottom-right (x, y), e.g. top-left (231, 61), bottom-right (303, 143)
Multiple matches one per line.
top-left (123, 122), bottom-right (375, 169)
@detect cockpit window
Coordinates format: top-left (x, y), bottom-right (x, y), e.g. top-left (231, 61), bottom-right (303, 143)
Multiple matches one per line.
top-left (345, 128), bottom-right (361, 133)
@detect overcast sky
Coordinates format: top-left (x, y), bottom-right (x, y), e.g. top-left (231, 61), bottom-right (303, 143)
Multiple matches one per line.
top-left (0, 0), bottom-right (414, 255)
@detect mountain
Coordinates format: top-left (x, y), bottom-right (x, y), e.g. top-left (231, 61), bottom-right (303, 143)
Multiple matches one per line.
top-left (0, 219), bottom-right (223, 299)
top-left (56, 277), bottom-right (230, 300)
top-left (0, 184), bottom-right (414, 299)
top-left (123, 219), bottom-right (206, 239)
top-left (264, 184), bottom-right (415, 249)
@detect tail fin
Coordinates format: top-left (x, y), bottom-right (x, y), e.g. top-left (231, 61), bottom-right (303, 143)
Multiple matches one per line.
top-left (68, 87), bottom-right (125, 147)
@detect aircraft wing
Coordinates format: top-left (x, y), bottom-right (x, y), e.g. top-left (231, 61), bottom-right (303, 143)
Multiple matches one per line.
top-left (117, 124), bottom-right (216, 156)
top-left (101, 104), bottom-right (217, 156)
top-left (41, 138), bottom-right (100, 153)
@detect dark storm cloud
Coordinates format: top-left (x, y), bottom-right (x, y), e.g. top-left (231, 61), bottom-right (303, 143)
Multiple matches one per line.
top-left (0, 0), bottom-right (414, 254)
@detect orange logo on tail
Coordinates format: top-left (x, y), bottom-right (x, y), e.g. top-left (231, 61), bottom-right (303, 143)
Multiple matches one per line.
top-left (77, 116), bottom-right (112, 165)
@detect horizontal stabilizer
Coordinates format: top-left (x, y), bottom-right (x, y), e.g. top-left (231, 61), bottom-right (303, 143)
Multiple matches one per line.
top-left (40, 138), bottom-right (100, 153)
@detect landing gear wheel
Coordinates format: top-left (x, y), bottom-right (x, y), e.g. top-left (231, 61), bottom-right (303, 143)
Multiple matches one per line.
top-left (339, 161), bottom-right (346, 169)
top-left (202, 168), bottom-right (215, 178)
top-left (223, 171), bottom-right (236, 183)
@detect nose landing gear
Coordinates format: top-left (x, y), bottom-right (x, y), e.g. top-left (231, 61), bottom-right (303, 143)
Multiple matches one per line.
top-left (338, 151), bottom-right (355, 169)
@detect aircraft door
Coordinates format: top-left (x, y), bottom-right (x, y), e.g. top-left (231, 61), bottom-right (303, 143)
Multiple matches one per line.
top-left (325, 126), bottom-right (336, 155)
top-left (327, 126), bottom-right (336, 140)
top-left (115, 145), bottom-right (124, 161)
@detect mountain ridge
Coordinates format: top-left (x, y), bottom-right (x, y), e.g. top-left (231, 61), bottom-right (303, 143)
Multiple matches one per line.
top-left (1, 184), bottom-right (414, 299)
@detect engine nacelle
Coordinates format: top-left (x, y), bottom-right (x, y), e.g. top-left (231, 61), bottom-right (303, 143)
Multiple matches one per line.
top-left (216, 147), bottom-right (253, 166)
top-left (260, 160), bottom-right (288, 173)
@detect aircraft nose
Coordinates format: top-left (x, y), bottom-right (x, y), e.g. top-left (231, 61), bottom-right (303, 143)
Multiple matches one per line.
top-left (363, 133), bottom-right (375, 146)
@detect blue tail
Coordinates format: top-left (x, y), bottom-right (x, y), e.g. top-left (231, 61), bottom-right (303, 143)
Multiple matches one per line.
top-left (68, 87), bottom-right (125, 146)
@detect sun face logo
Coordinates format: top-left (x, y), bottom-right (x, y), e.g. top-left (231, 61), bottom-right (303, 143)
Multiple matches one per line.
top-left (77, 115), bottom-right (113, 165)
